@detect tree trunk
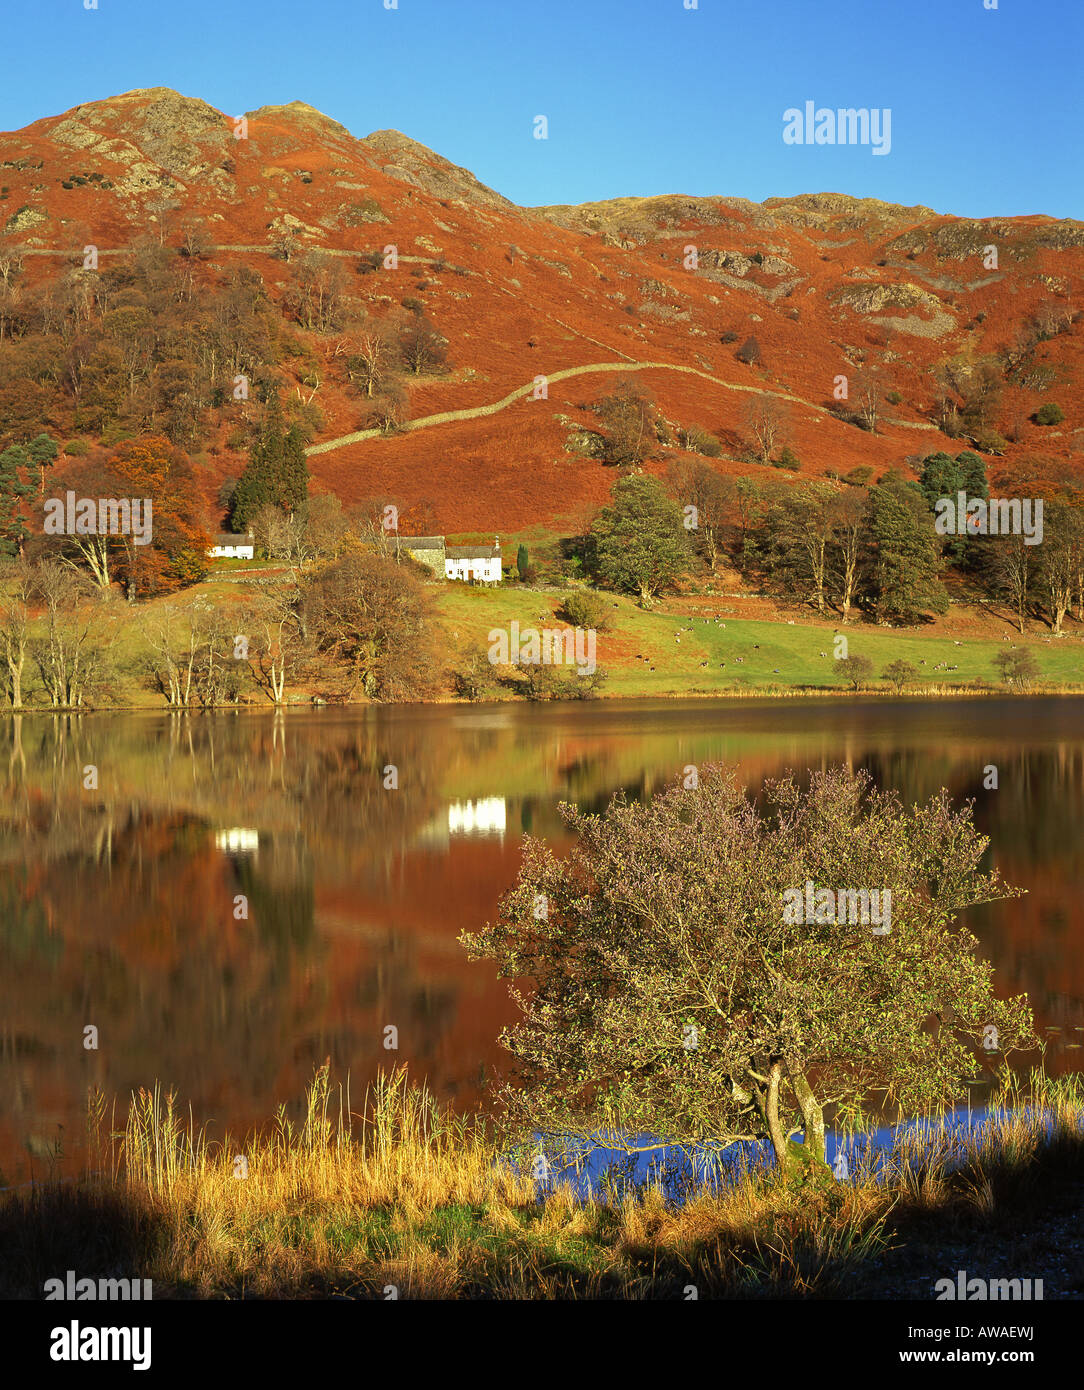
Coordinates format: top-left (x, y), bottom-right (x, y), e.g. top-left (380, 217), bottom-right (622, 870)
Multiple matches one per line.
top-left (788, 1063), bottom-right (827, 1166)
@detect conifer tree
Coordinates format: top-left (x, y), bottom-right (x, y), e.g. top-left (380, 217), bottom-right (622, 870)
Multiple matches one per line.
top-left (230, 392), bottom-right (286, 531)
top-left (866, 471), bottom-right (948, 623)
top-left (0, 444), bottom-right (33, 556)
top-left (280, 421), bottom-right (309, 515)
top-left (26, 433), bottom-right (59, 494)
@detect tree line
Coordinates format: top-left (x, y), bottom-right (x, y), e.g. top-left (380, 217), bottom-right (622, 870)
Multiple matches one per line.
top-left (570, 450), bottom-right (1083, 632)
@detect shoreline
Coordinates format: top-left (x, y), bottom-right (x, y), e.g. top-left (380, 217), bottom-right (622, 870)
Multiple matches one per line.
top-left (2, 684), bottom-right (1083, 715)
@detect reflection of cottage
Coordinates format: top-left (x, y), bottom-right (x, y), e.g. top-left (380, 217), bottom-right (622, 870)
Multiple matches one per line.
top-left (447, 797), bottom-right (506, 838)
top-left (215, 828), bottom-right (260, 854)
top-left (208, 531), bottom-right (254, 560)
top-left (394, 535), bottom-right (503, 584)
top-left (446, 536), bottom-right (502, 584)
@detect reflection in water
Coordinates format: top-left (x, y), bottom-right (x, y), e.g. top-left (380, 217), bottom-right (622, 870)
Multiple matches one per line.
top-left (215, 829), bottom-right (260, 854)
top-left (0, 698), bottom-right (1082, 1185)
top-left (448, 798), bottom-right (506, 839)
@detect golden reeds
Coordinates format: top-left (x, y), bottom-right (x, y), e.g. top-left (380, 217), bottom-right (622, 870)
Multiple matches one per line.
top-left (0, 1062), bottom-right (1080, 1299)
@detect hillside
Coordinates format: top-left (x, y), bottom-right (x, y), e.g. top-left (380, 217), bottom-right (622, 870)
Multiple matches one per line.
top-left (1, 86), bottom-right (1082, 534)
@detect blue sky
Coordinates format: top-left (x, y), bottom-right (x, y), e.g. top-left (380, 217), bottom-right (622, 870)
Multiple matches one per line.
top-left (2, 0), bottom-right (1080, 217)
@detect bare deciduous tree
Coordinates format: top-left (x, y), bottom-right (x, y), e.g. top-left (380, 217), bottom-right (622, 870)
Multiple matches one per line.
top-left (743, 393), bottom-right (789, 464)
top-left (0, 558), bottom-right (32, 708)
top-left (242, 584), bottom-right (304, 705)
top-left (31, 561), bottom-right (106, 707)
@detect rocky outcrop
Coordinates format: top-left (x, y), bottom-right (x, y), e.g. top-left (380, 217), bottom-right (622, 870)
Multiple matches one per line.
top-left (360, 130), bottom-right (514, 210)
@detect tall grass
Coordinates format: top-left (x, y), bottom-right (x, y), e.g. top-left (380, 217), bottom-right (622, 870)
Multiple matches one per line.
top-left (1, 1064), bottom-right (1081, 1299)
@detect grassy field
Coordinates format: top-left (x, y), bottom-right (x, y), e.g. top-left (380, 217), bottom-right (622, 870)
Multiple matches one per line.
top-left (2, 1066), bottom-right (1082, 1299)
top-left (3, 568), bottom-right (1083, 709)
top-left (440, 583), bottom-right (1084, 697)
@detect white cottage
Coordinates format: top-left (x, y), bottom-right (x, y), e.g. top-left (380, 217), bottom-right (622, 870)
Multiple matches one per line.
top-left (208, 532), bottom-right (255, 560)
top-left (445, 536), bottom-right (502, 585)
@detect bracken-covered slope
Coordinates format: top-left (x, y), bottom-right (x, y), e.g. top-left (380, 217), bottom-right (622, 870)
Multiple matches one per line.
top-left (2, 87), bottom-right (1082, 532)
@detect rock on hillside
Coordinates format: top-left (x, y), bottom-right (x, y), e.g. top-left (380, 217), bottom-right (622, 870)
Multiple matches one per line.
top-left (360, 129), bottom-right (514, 210)
top-left (42, 87), bottom-right (235, 198)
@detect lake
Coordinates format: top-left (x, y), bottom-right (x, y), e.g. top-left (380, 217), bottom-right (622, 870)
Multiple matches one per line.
top-left (1, 696), bottom-right (1082, 1186)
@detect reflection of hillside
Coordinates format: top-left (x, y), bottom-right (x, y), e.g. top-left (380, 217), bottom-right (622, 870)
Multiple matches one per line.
top-left (1, 699), bottom-right (1082, 1182)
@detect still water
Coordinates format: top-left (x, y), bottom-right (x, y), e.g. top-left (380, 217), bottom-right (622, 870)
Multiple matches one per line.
top-left (1, 697), bottom-right (1081, 1184)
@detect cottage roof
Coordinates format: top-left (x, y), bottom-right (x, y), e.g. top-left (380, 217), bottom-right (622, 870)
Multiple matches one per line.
top-left (213, 533), bottom-right (252, 546)
top-left (395, 535), bottom-right (446, 550)
top-left (446, 544), bottom-right (500, 560)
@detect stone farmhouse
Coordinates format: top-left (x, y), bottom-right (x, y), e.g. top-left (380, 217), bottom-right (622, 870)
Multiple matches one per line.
top-left (395, 535), bottom-right (503, 585)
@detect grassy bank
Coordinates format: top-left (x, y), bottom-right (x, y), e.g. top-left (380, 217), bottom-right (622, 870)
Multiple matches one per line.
top-left (2, 1067), bottom-right (1082, 1299)
top-left (443, 584), bottom-right (1084, 697)
top-left (3, 569), bottom-right (1083, 710)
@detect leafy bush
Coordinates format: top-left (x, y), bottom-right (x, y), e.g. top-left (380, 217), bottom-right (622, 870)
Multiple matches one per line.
top-left (993, 649), bottom-right (1040, 689)
top-left (836, 654), bottom-right (873, 690)
top-left (843, 465), bottom-right (874, 487)
top-left (559, 590), bottom-right (613, 631)
top-left (1036, 403), bottom-right (1064, 426)
top-left (773, 445), bottom-right (801, 471)
top-left (970, 429), bottom-right (1008, 454)
top-left (883, 659), bottom-right (918, 692)
top-left (679, 424), bottom-right (722, 457)
top-left (885, 390), bottom-right (902, 405)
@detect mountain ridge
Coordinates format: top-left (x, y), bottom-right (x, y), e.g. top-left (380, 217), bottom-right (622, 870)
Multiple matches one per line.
top-left (0, 87), bottom-right (1080, 535)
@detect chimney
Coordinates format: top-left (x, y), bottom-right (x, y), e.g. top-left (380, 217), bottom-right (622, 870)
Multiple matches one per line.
top-left (494, 535), bottom-right (500, 552)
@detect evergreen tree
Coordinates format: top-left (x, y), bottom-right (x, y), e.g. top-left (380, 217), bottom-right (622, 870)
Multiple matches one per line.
top-left (866, 472), bottom-right (948, 623)
top-left (917, 450), bottom-right (989, 509)
top-left (230, 393), bottom-right (286, 532)
top-left (592, 474), bottom-right (690, 605)
top-left (0, 444), bottom-right (33, 556)
top-left (954, 449), bottom-right (989, 501)
top-left (26, 433), bottom-right (59, 494)
top-left (516, 544), bottom-right (529, 581)
top-left (280, 422), bottom-right (310, 514)
top-left (917, 450), bottom-right (990, 565)
top-left (916, 452), bottom-right (960, 510)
